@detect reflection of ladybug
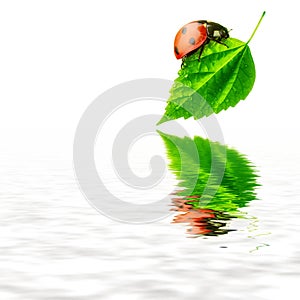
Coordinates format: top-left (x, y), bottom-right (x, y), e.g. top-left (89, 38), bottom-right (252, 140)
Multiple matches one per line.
top-left (174, 21), bottom-right (229, 60)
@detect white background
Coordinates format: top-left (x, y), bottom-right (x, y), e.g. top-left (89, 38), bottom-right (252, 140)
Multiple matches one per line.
top-left (1, 2), bottom-right (300, 299)
top-left (1, 0), bottom-right (299, 157)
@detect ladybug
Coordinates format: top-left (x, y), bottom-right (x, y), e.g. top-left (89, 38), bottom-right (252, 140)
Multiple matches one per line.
top-left (174, 21), bottom-right (230, 60)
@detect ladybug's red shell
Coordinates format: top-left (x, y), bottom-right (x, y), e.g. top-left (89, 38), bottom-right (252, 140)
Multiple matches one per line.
top-left (174, 21), bottom-right (207, 59)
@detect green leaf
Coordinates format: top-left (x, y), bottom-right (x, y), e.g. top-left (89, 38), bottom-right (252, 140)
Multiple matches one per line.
top-left (158, 38), bottom-right (256, 124)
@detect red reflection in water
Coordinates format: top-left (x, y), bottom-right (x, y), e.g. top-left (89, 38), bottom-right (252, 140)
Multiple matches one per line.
top-left (171, 196), bottom-right (233, 236)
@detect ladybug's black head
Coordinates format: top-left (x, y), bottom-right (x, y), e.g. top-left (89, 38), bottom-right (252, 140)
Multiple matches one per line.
top-left (220, 27), bottom-right (229, 39)
top-left (206, 22), bottom-right (229, 40)
top-left (219, 27), bottom-right (229, 39)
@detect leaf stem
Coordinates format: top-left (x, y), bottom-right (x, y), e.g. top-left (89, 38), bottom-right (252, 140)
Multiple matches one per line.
top-left (247, 11), bottom-right (266, 44)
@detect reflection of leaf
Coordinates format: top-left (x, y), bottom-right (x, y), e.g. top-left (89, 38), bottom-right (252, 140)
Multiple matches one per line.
top-left (158, 38), bottom-right (255, 124)
top-left (160, 131), bottom-right (259, 210)
top-left (159, 132), bottom-right (258, 237)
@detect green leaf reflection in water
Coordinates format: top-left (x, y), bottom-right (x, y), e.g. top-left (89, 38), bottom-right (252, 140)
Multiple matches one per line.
top-left (159, 131), bottom-right (260, 237)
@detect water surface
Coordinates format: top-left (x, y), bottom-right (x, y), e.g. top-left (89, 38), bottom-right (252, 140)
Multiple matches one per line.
top-left (1, 133), bottom-right (300, 299)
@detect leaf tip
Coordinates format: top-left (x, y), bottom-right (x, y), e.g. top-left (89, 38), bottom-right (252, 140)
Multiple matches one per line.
top-left (156, 115), bottom-right (170, 125)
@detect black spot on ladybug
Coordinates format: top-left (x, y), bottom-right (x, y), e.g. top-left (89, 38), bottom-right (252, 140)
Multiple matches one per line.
top-left (182, 27), bottom-right (187, 34)
top-left (189, 37), bottom-right (195, 45)
top-left (174, 46), bottom-right (179, 55)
